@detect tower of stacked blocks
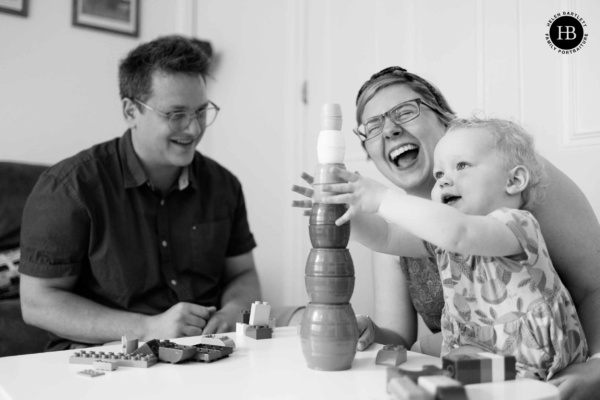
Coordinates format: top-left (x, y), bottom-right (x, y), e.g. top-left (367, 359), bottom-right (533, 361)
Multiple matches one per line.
top-left (299, 103), bottom-right (358, 371)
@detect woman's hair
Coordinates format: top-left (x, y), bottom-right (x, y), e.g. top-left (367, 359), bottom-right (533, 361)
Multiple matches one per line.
top-left (118, 35), bottom-right (212, 103)
top-left (447, 117), bottom-right (547, 210)
top-left (355, 66), bottom-right (456, 128)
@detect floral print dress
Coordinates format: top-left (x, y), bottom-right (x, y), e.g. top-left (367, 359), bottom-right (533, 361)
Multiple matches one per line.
top-left (426, 208), bottom-right (588, 380)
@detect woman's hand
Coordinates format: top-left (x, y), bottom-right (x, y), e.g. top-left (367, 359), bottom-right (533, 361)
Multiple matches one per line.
top-left (549, 359), bottom-right (600, 400)
top-left (291, 172), bottom-right (314, 216)
top-left (356, 314), bottom-right (376, 351)
top-left (321, 167), bottom-right (391, 225)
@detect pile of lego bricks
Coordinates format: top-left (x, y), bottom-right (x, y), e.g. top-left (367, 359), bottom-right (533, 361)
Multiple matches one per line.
top-left (386, 352), bottom-right (516, 400)
top-left (69, 335), bottom-right (235, 369)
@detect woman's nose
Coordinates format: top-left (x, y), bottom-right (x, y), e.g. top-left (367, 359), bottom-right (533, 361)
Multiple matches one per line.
top-left (382, 117), bottom-right (403, 140)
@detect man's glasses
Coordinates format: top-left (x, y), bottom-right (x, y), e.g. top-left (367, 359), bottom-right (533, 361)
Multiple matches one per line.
top-left (353, 98), bottom-right (441, 142)
top-left (134, 99), bottom-right (220, 133)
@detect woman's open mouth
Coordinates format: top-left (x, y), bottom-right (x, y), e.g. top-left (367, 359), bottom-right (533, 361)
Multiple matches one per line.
top-left (389, 144), bottom-right (419, 168)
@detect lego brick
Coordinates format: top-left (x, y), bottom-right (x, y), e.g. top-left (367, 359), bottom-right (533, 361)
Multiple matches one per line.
top-left (388, 364), bottom-right (445, 385)
top-left (245, 325), bottom-right (272, 340)
top-left (157, 340), bottom-right (198, 364)
top-left (197, 334), bottom-right (236, 348)
top-left (236, 323), bottom-right (249, 335)
top-left (131, 339), bottom-right (160, 358)
top-left (92, 360), bottom-right (118, 371)
top-left (192, 343), bottom-right (233, 362)
top-left (237, 309), bottom-right (250, 324)
top-left (249, 301), bottom-right (271, 326)
top-left (70, 350), bottom-right (158, 368)
top-left (436, 386), bottom-right (469, 400)
top-left (388, 376), bottom-right (430, 400)
top-left (77, 369), bottom-right (105, 378)
top-left (417, 375), bottom-right (462, 397)
top-left (121, 334), bottom-right (139, 354)
top-left (376, 344), bottom-right (407, 367)
top-left (442, 352), bottom-right (516, 384)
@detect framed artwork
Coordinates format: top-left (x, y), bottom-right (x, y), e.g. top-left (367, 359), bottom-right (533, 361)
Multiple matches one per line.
top-left (72, 0), bottom-right (139, 37)
top-left (0, 0), bottom-right (28, 16)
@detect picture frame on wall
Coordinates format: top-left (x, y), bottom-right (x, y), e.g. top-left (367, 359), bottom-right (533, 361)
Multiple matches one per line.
top-left (0, 0), bottom-right (28, 17)
top-left (72, 0), bottom-right (139, 37)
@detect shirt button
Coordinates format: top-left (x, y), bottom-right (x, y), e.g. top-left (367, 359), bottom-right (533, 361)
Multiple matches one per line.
top-left (171, 280), bottom-right (177, 286)
top-left (160, 199), bottom-right (165, 206)
top-left (161, 240), bottom-right (168, 247)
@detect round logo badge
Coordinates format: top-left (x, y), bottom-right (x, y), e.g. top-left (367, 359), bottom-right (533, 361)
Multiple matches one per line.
top-left (545, 12), bottom-right (588, 54)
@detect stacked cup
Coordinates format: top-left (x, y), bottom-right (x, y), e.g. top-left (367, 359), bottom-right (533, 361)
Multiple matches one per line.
top-left (300, 103), bottom-right (358, 371)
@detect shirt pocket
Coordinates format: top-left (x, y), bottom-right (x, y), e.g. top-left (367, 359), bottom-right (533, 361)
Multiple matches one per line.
top-left (190, 218), bottom-right (231, 276)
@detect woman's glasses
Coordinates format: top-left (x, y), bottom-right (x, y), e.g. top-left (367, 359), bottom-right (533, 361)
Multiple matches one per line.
top-left (354, 98), bottom-right (440, 142)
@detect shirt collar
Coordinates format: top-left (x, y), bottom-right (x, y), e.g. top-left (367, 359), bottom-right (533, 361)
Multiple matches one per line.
top-left (120, 130), bottom-right (194, 191)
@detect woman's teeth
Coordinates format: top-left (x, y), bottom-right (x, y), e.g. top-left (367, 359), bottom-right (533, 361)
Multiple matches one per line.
top-left (389, 144), bottom-right (419, 165)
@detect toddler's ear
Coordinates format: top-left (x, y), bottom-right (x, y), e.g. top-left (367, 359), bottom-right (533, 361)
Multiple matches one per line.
top-left (506, 165), bottom-right (529, 195)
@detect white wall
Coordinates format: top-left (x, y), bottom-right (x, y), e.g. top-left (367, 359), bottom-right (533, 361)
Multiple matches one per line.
top-left (0, 0), bottom-right (194, 163)
top-left (2, 0), bottom-right (599, 320)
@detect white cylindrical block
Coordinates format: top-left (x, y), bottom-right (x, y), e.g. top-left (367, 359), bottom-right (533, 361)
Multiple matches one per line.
top-left (317, 130), bottom-right (345, 164)
top-left (321, 103), bottom-right (343, 131)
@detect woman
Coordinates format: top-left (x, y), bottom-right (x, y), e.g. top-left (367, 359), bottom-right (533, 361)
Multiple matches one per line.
top-left (293, 66), bottom-right (600, 400)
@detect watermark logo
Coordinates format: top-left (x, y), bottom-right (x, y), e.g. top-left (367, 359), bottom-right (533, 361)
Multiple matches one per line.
top-left (545, 12), bottom-right (588, 54)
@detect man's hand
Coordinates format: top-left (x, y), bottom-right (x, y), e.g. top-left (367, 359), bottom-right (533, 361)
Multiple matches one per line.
top-left (202, 309), bottom-right (237, 335)
top-left (145, 302), bottom-right (216, 339)
top-left (549, 358), bottom-right (600, 400)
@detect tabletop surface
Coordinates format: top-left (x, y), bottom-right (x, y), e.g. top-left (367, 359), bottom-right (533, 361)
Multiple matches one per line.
top-left (0, 327), bottom-right (559, 400)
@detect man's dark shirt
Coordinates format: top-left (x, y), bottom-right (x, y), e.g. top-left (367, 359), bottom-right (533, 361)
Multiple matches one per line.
top-left (20, 130), bottom-right (256, 348)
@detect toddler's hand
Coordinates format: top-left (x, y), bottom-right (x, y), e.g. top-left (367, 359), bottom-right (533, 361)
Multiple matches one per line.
top-left (321, 167), bottom-right (389, 225)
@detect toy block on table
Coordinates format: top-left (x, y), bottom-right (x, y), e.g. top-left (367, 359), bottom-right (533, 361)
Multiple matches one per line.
top-left (237, 309), bottom-right (250, 324)
top-left (157, 340), bottom-right (197, 364)
top-left (236, 322), bottom-right (250, 335)
top-left (417, 375), bottom-right (463, 398)
top-left (121, 334), bottom-right (139, 354)
top-left (192, 344), bottom-right (234, 362)
top-left (93, 360), bottom-right (118, 371)
top-left (388, 376), bottom-right (430, 400)
top-left (442, 352), bottom-right (516, 384)
top-left (245, 325), bottom-right (273, 340)
top-left (70, 350), bottom-right (158, 368)
top-left (249, 301), bottom-right (271, 326)
top-left (131, 338), bottom-right (160, 358)
top-left (436, 386), bottom-right (469, 400)
top-left (198, 334), bottom-right (236, 348)
top-left (77, 369), bottom-right (105, 378)
top-left (376, 344), bottom-right (407, 367)
top-left (387, 364), bottom-right (445, 386)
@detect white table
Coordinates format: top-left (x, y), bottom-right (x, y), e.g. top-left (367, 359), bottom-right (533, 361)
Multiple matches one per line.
top-left (0, 327), bottom-right (559, 399)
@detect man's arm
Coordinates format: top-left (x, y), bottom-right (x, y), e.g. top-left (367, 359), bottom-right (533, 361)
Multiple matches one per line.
top-left (20, 274), bottom-right (149, 343)
top-left (21, 274), bottom-right (216, 343)
top-left (203, 251), bottom-right (262, 334)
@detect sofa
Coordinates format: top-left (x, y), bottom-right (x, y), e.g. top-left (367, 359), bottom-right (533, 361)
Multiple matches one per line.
top-left (0, 161), bottom-right (50, 357)
top-left (0, 161), bottom-right (304, 358)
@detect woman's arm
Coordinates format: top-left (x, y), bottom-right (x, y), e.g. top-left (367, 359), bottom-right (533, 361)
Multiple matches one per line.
top-left (371, 252), bottom-right (418, 348)
top-left (534, 159), bottom-right (600, 400)
top-left (533, 159), bottom-right (600, 354)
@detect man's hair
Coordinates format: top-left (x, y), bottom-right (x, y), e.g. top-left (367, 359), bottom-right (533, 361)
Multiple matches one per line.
top-left (447, 117), bottom-right (547, 210)
top-left (118, 35), bottom-right (212, 102)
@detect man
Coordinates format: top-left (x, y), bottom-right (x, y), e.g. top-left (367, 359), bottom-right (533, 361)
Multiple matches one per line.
top-left (19, 35), bottom-right (261, 350)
